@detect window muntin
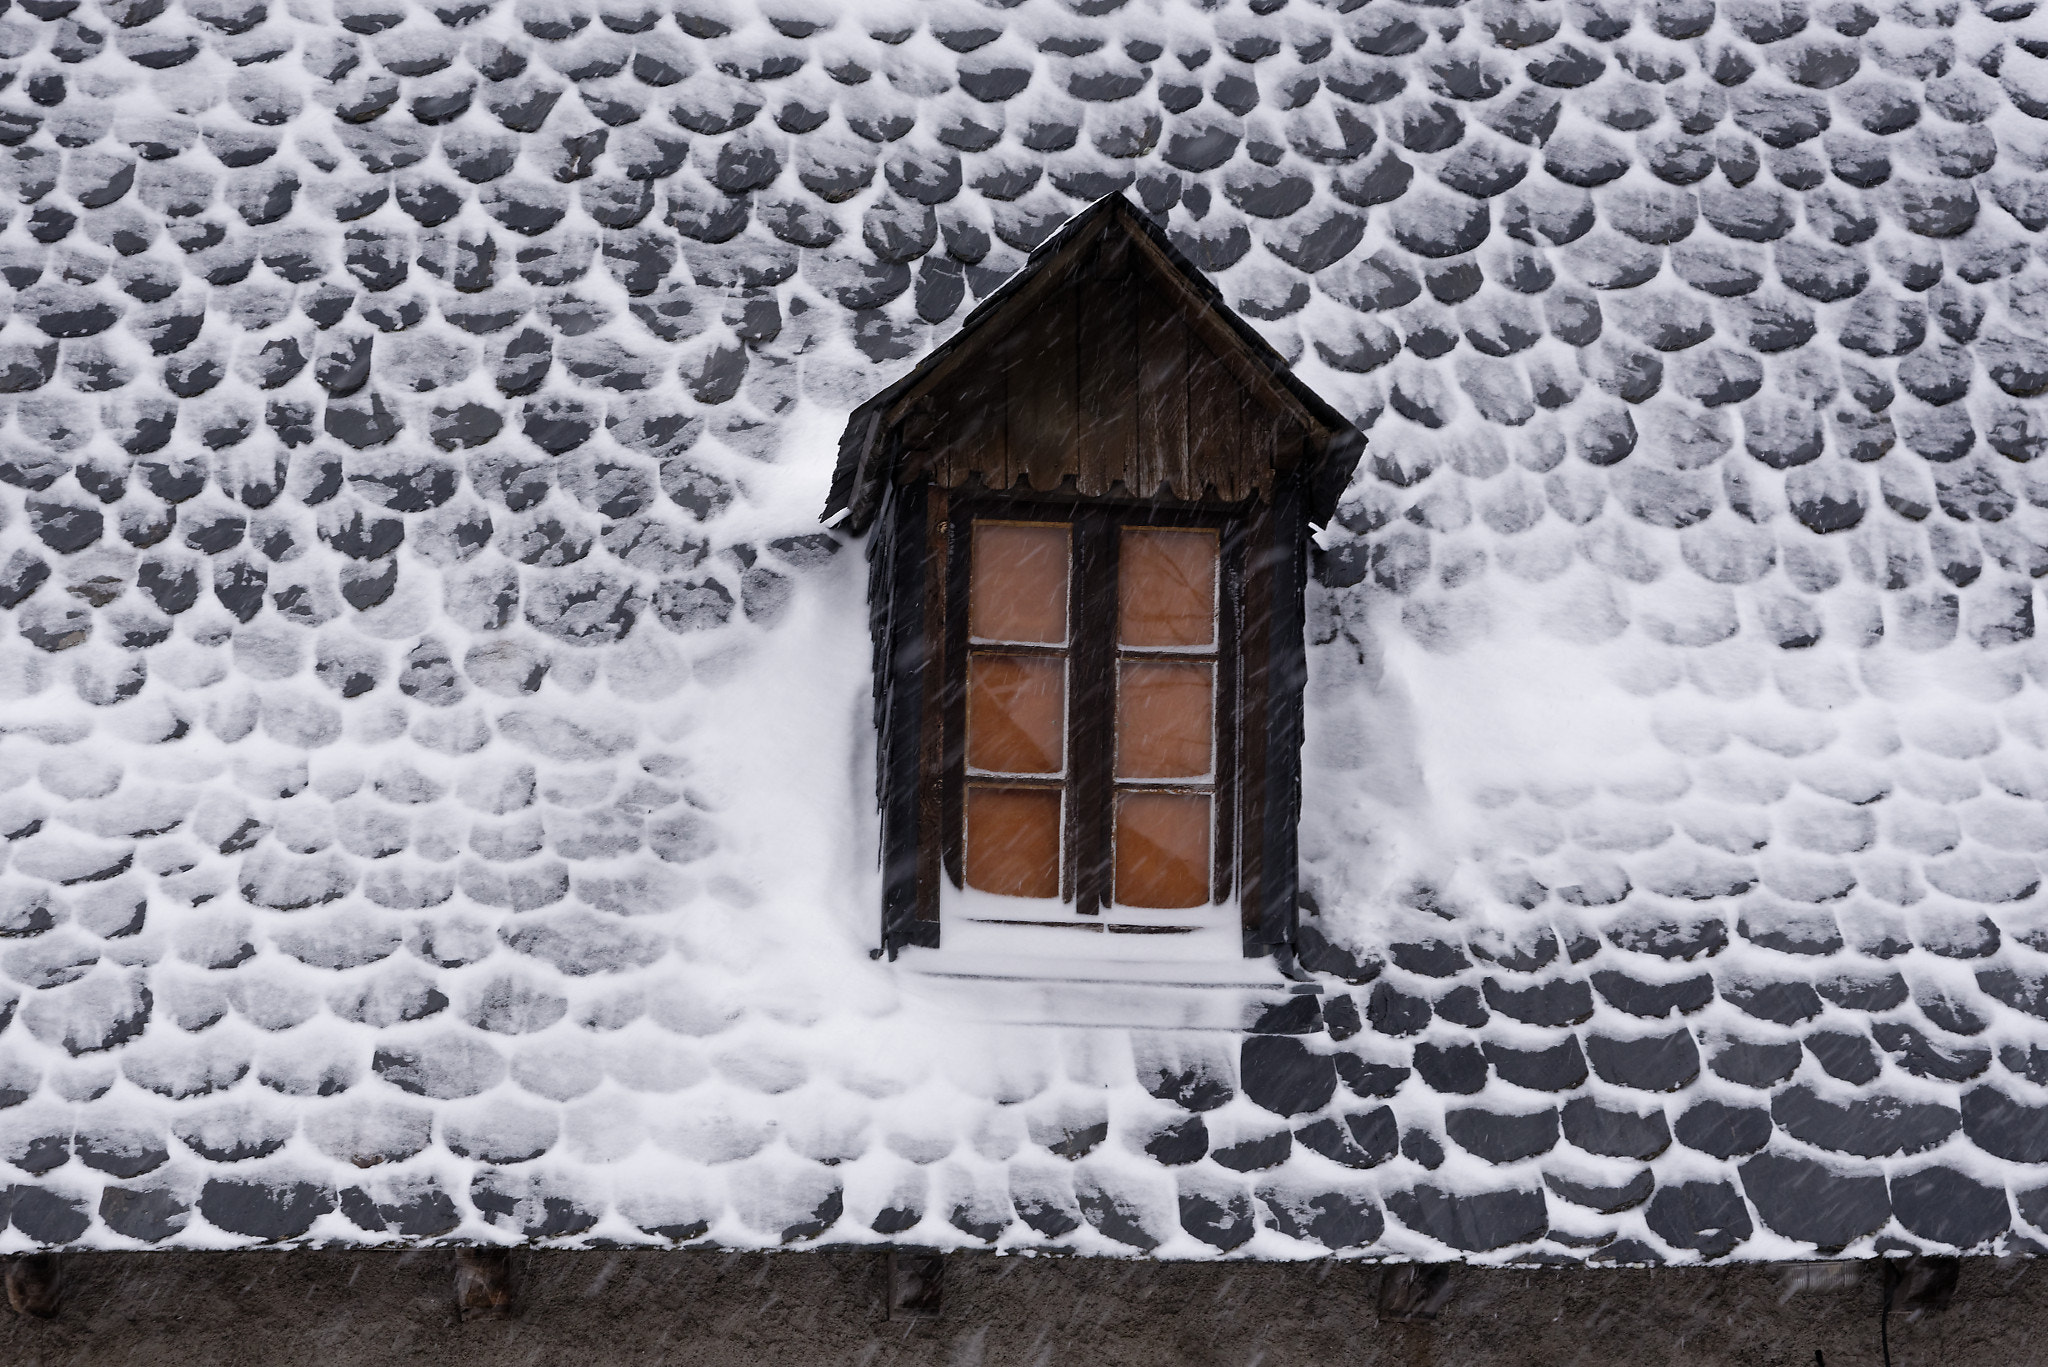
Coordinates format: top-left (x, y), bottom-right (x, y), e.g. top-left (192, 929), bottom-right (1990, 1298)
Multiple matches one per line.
top-left (959, 516), bottom-right (1223, 915)
top-left (963, 520), bottom-right (1071, 900)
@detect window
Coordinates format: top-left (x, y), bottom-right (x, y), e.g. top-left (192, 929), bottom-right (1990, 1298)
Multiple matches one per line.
top-left (960, 516), bottom-right (1226, 913)
top-left (823, 193), bottom-right (1364, 960)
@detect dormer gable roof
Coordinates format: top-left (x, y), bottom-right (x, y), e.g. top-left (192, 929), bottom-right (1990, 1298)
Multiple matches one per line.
top-left (824, 194), bottom-right (1365, 535)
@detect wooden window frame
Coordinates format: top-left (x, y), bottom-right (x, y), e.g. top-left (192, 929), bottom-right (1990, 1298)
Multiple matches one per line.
top-left (941, 491), bottom-right (1244, 920)
top-left (873, 470), bottom-right (1309, 963)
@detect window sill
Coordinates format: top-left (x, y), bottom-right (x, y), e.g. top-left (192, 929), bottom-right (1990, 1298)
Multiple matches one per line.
top-left (896, 929), bottom-right (1318, 1030)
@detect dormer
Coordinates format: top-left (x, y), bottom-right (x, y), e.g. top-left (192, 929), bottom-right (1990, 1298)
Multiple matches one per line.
top-left (825, 195), bottom-right (1365, 962)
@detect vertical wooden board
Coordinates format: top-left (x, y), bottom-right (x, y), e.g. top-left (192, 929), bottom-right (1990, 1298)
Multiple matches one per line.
top-left (929, 364), bottom-right (1004, 492)
top-left (1186, 338), bottom-right (1239, 502)
top-left (1008, 272), bottom-right (1079, 493)
top-left (1256, 477), bottom-right (1308, 951)
top-left (983, 362), bottom-right (1007, 491)
top-left (1213, 518), bottom-right (1245, 905)
top-left (917, 484), bottom-right (949, 926)
top-left (941, 502), bottom-right (971, 891)
top-left (1236, 502), bottom-right (1272, 938)
top-left (1136, 285), bottom-right (1187, 504)
top-left (983, 363), bottom-right (1009, 491)
top-left (1069, 509), bottom-right (1116, 914)
top-left (880, 486), bottom-right (934, 951)
top-left (895, 399), bottom-right (932, 488)
top-left (1219, 390), bottom-right (1245, 504)
top-left (985, 327), bottom-right (1022, 495)
top-left (1047, 276), bottom-right (1081, 492)
top-left (1077, 255), bottom-right (1137, 499)
top-left (1238, 398), bottom-right (1280, 504)
top-left (1274, 413), bottom-right (1306, 473)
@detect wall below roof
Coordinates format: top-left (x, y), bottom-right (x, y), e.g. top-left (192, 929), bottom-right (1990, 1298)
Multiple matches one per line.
top-left (0, 1249), bottom-right (2039, 1365)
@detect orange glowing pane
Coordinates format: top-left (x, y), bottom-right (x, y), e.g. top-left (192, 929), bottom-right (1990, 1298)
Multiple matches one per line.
top-left (1114, 792), bottom-right (1210, 909)
top-left (968, 654), bottom-right (1065, 775)
top-left (1116, 661), bottom-right (1213, 780)
top-left (971, 521), bottom-right (1069, 644)
top-left (1119, 528), bottom-right (1217, 649)
top-left (966, 787), bottom-right (1062, 898)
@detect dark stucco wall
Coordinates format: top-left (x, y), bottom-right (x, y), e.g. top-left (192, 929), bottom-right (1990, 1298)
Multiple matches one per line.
top-left (0, 1251), bottom-right (2039, 1365)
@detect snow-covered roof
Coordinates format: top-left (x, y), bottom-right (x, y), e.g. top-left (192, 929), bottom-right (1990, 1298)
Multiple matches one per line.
top-left (0, 0), bottom-right (2045, 1261)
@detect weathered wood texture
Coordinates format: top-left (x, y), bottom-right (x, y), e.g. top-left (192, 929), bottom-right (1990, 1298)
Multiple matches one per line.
top-left (1252, 475), bottom-right (1308, 954)
top-left (916, 485), bottom-right (950, 928)
top-left (874, 481), bottom-right (938, 955)
top-left (900, 237), bottom-right (1310, 507)
top-left (939, 509), bottom-right (970, 894)
top-left (1066, 508), bottom-right (1117, 916)
top-left (1236, 500), bottom-right (1273, 939)
top-left (826, 196), bottom-right (1364, 539)
top-left (1212, 518), bottom-right (1245, 906)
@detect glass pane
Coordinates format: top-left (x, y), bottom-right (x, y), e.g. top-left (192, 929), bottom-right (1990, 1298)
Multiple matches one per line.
top-left (972, 521), bottom-right (1069, 644)
top-left (1114, 792), bottom-right (1210, 909)
top-left (1119, 527), bottom-right (1217, 649)
top-left (968, 654), bottom-right (1065, 775)
top-left (1116, 661), bottom-right (1213, 780)
top-left (967, 787), bottom-right (1062, 898)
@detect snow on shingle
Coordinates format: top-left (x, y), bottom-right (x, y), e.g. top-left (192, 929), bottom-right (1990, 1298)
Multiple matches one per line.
top-left (0, 0), bottom-right (2042, 1263)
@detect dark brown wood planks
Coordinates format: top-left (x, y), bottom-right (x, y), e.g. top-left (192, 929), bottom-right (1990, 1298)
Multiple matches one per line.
top-left (896, 243), bottom-right (1314, 509)
top-left (1077, 241), bottom-right (1137, 500)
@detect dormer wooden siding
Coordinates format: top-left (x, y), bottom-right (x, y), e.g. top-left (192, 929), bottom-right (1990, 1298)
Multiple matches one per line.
top-left (827, 195), bottom-right (1364, 535)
